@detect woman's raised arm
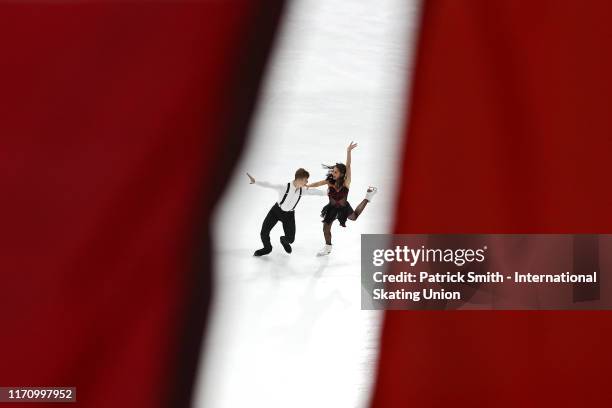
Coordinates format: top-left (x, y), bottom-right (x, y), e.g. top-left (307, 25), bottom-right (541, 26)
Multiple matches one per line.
top-left (345, 141), bottom-right (357, 186)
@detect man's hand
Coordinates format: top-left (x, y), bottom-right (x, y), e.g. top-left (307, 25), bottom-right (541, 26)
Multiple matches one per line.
top-left (347, 141), bottom-right (358, 151)
top-left (246, 173), bottom-right (255, 184)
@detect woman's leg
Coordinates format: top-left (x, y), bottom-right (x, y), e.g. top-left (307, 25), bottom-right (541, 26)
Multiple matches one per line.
top-left (317, 222), bottom-right (334, 256)
top-left (347, 199), bottom-right (368, 221)
top-left (347, 187), bottom-right (378, 221)
top-left (323, 222), bottom-right (332, 245)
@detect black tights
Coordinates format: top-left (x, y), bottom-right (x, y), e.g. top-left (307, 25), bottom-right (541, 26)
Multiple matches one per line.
top-left (348, 198), bottom-right (368, 221)
top-left (323, 223), bottom-right (332, 245)
top-left (323, 199), bottom-right (368, 245)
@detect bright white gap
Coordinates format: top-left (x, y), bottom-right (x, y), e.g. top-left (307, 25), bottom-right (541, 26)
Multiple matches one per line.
top-left (193, 1), bottom-right (420, 407)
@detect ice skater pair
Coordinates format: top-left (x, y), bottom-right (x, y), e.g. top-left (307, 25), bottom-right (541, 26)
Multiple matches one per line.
top-left (248, 142), bottom-right (377, 257)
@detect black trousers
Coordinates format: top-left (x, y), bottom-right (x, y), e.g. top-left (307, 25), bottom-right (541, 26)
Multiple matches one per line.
top-left (260, 203), bottom-right (296, 249)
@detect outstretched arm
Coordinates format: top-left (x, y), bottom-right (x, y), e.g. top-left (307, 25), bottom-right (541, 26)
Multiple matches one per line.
top-left (306, 179), bottom-right (328, 188)
top-left (345, 141), bottom-right (357, 187)
top-left (246, 173), bottom-right (284, 190)
top-left (303, 187), bottom-right (327, 196)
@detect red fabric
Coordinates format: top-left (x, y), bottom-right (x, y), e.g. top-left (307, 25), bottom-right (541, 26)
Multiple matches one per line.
top-left (372, 1), bottom-right (612, 407)
top-left (0, 2), bottom-right (283, 407)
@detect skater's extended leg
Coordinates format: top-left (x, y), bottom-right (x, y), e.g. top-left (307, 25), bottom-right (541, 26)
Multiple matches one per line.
top-left (255, 206), bottom-right (279, 256)
top-left (348, 186), bottom-right (378, 221)
top-left (280, 212), bottom-right (296, 253)
top-left (348, 199), bottom-right (368, 221)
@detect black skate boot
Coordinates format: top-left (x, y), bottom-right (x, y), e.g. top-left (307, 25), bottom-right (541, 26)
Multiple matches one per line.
top-left (253, 246), bottom-right (272, 256)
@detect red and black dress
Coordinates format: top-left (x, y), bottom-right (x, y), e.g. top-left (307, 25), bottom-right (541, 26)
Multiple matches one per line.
top-left (321, 183), bottom-right (354, 227)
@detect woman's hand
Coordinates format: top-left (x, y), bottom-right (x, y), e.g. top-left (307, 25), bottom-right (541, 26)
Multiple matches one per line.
top-left (246, 173), bottom-right (255, 184)
top-left (347, 141), bottom-right (358, 151)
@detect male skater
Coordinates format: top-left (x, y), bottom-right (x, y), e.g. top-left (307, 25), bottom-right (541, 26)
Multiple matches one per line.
top-left (247, 168), bottom-right (326, 256)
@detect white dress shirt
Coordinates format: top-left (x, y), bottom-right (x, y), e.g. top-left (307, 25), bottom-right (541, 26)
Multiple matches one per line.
top-left (255, 180), bottom-right (327, 211)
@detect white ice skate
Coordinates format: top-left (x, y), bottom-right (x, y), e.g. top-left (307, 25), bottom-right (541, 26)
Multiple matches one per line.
top-left (317, 244), bottom-right (332, 256)
top-left (365, 186), bottom-right (378, 202)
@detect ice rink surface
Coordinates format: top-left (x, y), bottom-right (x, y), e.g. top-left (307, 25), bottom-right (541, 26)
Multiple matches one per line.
top-left (193, 1), bottom-right (420, 407)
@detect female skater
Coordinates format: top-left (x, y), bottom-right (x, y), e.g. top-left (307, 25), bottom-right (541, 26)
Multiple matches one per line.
top-left (306, 142), bottom-right (377, 256)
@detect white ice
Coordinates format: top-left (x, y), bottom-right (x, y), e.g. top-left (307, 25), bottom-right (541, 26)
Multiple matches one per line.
top-left (193, 1), bottom-right (420, 407)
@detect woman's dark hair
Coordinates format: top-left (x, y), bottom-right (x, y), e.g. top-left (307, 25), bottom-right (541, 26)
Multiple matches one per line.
top-left (323, 162), bottom-right (346, 189)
